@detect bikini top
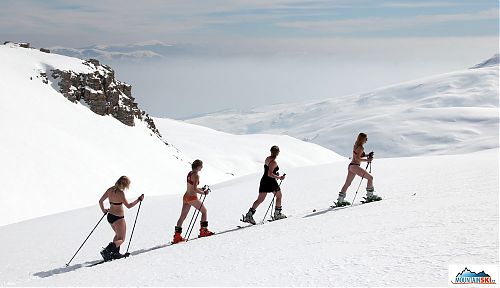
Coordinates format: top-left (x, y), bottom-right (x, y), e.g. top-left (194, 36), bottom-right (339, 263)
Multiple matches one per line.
top-left (110, 202), bottom-right (122, 205)
top-left (353, 149), bottom-right (366, 157)
top-left (187, 171), bottom-right (199, 185)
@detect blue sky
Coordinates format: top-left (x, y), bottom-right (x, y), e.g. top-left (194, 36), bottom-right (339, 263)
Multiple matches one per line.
top-left (0, 0), bottom-right (497, 49)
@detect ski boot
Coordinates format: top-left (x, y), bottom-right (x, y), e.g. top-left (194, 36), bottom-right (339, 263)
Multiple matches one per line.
top-left (172, 226), bottom-right (185, 244)
top-left (100, 242), bottom-right (114, 261)
top-left (199, 221), bottom-right (215, 238)
top-left (362, 187), bottom-right (382, 203)
top-left (272, 206), bottom-right (287, 220)
top-left (335, 192), bottom-right (351, 207)
top-left (110, 243), bottom-right (125, 260)
top-left (242, 208), bottom-right (257, 225)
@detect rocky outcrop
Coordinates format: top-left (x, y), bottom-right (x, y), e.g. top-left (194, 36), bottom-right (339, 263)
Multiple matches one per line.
top-left (50, 59), bottom-right (161, 138)
top-left (3, 41), bottom-right (162, 139)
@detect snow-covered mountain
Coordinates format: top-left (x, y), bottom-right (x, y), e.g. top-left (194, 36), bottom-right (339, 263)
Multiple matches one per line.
top-left (0, 43), bottom-right (497, 286)
top-left (0, 43), bottom-right (340, 226)
top-left (50, 40), bottom-right (193, 61)
top-left (185, 55), bottom-right (499, 158)
top-left (0, 148), bottom-right (497, 286)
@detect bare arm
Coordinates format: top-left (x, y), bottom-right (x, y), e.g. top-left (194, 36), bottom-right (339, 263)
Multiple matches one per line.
top-left (122, 192), bottom-right (144, 209)
top-left (356, 147), bottom-right (373, 163)
top-left (98, 190), bottom-right (109, 214)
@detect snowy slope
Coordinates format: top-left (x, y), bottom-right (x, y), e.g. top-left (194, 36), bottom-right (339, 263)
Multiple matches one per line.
top-left (185, 55), bottom-right (499, 158)
top-left (0, 149), bottom-right (497, 286)
top-left (0, 44), bottom-right (342, 226)
top-left (153, 117), bottom-right (344, 183)
top-left (0, 44), bottom-right (190, 226)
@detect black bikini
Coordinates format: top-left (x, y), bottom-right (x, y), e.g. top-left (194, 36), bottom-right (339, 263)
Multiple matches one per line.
top-left (107, 213), bottom-right (124, 224)
top-left (107, 202), bottom-right (124, 223)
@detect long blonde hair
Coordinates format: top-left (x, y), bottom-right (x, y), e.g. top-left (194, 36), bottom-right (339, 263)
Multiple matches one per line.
top-left (354, 133), bottom-right (367, 150)
top-left (114, 176), bottom-right (130, 192)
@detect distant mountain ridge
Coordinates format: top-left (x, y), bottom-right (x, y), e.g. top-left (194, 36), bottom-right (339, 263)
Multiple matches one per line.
top-left (185, 55), bottom-right (499, 158)
top-left (470, 54), bottom-right (499, 69)
top-left (50, 40), bottom-right (194, 61)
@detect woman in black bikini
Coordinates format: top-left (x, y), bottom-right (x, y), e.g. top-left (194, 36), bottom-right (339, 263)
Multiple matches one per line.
top-left (337, 133), bottom-right (380, 205)
top-left (98, 176), bottom-right (144, 260)
top-left (243, 145), bottom-right (286, 224)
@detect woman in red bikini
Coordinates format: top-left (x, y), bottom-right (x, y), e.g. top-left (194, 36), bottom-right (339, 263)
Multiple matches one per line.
top-left (172, 160), bottom-right (214, 243)
top-left (98, 176), bottom-right (144, 260)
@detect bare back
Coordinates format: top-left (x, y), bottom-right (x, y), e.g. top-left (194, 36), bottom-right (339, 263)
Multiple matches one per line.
top-left (106, 187), bottom-right (125, 216)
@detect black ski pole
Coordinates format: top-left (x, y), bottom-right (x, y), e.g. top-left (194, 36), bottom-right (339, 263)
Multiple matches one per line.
top-left (261, 175), bottom-right (285, 224)
top-left (185, 192), bottom-right (208, 241)
top-left (66, 212), bottom-right (107, 266)
top-left (125, 199), bottom-right (143, 255)
top-left (351, 162), bottom-right (371, 205)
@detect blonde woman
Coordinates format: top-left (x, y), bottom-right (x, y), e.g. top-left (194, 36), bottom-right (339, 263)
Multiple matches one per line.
top-left (172, 160), bottom-right (213, 244)
top-left (242, 145), bottom-right (286, 225)
top-left (337, 133), bottom-right (381, 206)
top-left (98, 176), bottom-right (144, 260)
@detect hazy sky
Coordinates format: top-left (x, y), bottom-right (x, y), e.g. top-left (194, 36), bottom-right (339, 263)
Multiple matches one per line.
top-left (1, 0), bottom-right (498, 118)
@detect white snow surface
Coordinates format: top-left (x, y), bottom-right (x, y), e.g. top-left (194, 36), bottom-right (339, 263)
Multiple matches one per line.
top-left (0, 44), bottom-right (341, 226)
top-left (0, 149), bottom-right (497, 286)
top-left (185, 56), bottom-right (499, 158)
top-left (153, 117), bottom-right (344, 183)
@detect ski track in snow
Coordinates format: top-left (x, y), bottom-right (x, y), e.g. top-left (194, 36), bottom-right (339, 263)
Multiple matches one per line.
top-left (0, 149), bottom-right (497, 286)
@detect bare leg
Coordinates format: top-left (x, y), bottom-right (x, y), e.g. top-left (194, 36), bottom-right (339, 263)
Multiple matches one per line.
top-left (341, 170), bottom-right (357, 193)
top-left (111, 224), bottom-right (118, 242)
top-left (188, 199), bottom-right (208, 222)
top-left (350, 165), bottom-right (374, 189)
top-left (176, 203), bottom-right (191, 227)
top-left (251, 193), bottom-right (267, 209)
top-left (275, 190), bottom-right (282, 207)
top-left (112, 219), bottom-right (126, 247)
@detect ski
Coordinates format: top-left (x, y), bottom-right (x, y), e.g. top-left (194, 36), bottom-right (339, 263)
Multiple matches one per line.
top-left (87, 253), bottom-right (130, 267)
top-left (360, 196), bottom-right (382, 204)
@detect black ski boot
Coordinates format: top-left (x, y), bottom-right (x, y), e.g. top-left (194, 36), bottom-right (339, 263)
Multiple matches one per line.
top-left (100, 242), bottom-right (114, 261)
top-left (110, 243), bottom-right (125, 259)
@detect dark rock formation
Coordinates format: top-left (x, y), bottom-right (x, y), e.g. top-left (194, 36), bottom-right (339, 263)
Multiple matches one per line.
top-left (50, 59), bottom-right (161, 138)
top-left (40, 48), bottom-right (50, 53)
top-left (19, 42), bottom-right (30, 48)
